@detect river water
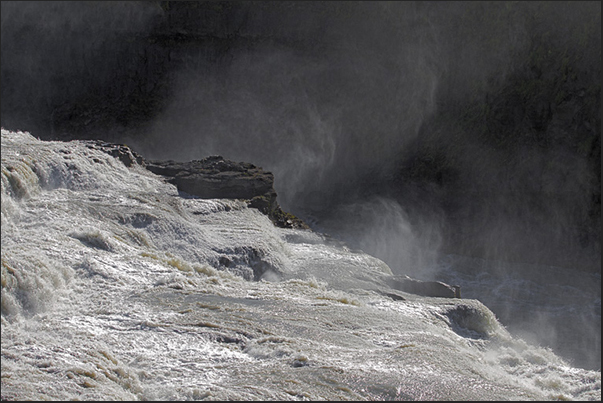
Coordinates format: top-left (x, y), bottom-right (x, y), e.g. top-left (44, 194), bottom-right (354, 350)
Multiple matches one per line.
top-left (1, 129), bottom-right (600, 400)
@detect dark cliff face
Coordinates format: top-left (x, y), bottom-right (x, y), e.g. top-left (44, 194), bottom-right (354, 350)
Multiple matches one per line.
top-left (1, 1), bottom-right (600, 272)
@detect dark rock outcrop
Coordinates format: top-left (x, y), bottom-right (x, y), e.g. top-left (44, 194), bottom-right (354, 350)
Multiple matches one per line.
top-left (146, 156), bottom-right (274, 200)
top-left (386, 276), bottom-right (461, 299)
top-left (83, 140), bottom-right (146, 168)
top-left (84, 143), bottom-right (307, 229)
top-left (145, 156), bottom-right (308, 229)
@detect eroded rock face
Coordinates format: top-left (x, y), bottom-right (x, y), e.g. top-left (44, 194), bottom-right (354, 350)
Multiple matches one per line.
top-left (83, 140), bottom-right (145, 168)
top-left (82, 143), bottom-right (308, 229)
top-left (145, 155), bottom-right (308, 229)
top-left (146, 156), bottom-right (275, 200)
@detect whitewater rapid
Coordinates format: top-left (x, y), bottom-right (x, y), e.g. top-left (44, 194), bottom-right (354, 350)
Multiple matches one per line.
top-left (1, 129), bottom-right (600, 400)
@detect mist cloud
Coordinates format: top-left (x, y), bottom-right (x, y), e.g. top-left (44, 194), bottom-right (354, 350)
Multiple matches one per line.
top-left (2, 1), bottom-right (599, 274)
top-left (130, 1), bottom-right (569, 276)
top-left (138, 2), bottom-right (447, 213)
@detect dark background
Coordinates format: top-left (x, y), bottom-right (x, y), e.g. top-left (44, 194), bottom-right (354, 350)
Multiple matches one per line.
top-left (1, 2), bottom-right (600, 364)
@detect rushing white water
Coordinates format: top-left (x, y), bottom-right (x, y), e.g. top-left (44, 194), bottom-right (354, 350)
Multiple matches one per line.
top-left (1, 128), bottom-right (600, 400)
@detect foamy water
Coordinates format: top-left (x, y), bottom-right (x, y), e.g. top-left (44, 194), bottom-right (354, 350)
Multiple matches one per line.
top-left (1, 129), bottom-right (600, 400)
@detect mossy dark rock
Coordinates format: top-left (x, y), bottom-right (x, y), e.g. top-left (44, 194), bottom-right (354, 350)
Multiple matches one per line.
top-left (248, 194), bottom-right (277, 214)
top-left (268, 206), bottom-right (309, 230)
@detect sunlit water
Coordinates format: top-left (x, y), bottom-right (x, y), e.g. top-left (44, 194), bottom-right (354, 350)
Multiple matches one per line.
top-left (1, 129), bottom-right (600, 400)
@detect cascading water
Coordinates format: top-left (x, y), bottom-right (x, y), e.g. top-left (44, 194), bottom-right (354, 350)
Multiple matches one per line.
top-left (2, 128), bottom-right (600, 400)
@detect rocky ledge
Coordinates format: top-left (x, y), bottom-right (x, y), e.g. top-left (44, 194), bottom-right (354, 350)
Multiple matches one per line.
top-left (83, 140), bottom-right (146, 168)
top-left (87, 142), bottom-right (308, 229)
top-left (144, 156), bottom-right (309, 230)
top-left (145, 156), bottom-right (273, 200)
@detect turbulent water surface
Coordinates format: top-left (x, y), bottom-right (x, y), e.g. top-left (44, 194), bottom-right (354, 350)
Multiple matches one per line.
top-left (1, 129), bottom-right (600, 400)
